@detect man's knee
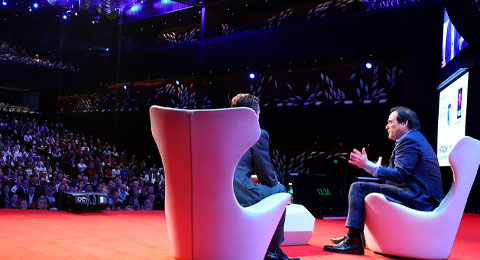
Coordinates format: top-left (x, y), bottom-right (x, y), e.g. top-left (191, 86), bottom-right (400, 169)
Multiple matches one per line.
top-left (349, 182), bottom-right (362, 196)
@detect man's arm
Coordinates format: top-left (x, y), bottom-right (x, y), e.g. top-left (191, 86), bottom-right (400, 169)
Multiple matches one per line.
top-left (377, 136), bottom-right (420, 183)
top-left (251, 130), bottom-right (278, 186)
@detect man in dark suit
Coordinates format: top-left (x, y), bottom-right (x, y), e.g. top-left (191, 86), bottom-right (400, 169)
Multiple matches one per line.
top-left (16, 178), bottom-right (30, 199)
top-left (324, 106), bottom-right (444, 255)
top-left (231, 93), bottom-right (299, 260)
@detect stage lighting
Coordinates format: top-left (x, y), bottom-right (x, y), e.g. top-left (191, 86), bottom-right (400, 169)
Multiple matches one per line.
top-left (175, 80), bottom-right (180, 85)
top-left (130, 4), bottom-right (140, 12)
top-left (33, 2), bottom-right (38, 8)
top-left (2, 1), bottom-right (7, 6)
top-left (123, 85), bottom-right (127, 90)
top-left (365, 62), bottom-right (373, 69)
top-left (249, 73), bottom-right (256, 79)
top-left (62, 14), bottom-right (67, 20)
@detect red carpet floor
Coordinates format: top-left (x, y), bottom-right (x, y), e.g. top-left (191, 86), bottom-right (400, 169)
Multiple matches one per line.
top-left (0, 209), bottom-right (478, 260)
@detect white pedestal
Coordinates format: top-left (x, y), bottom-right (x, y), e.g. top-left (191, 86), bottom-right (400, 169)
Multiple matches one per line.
top-left (281, 204), bottom-right (315, 246)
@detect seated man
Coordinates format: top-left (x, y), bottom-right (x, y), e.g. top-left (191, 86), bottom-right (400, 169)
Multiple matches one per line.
top-left (231, 93), bottom-right (299, 260)
top-left (323, 106), bottom-right (444, 255)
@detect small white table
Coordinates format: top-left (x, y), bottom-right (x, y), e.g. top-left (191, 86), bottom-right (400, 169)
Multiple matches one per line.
top-left (281, 203), bottom-right (315, 246)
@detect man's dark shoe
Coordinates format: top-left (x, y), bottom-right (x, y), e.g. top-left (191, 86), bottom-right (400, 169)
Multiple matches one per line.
top-left (264, 247), bottom-right (300, 260)
top-left (330, 234), bottom-right (348, 244)
top-left (330, 233), bottom-right (366, 248)
top-left (323, 236), bottom-right (365, 255)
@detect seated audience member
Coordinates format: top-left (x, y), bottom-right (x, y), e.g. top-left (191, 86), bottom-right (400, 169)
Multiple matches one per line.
top-left (32, 195), bottom-right (48, 210)
top-left (142, 199), bottom-right (153, 211)
top-left (17, 197), bottom-right (28, 209)
top-left (15, 178), bottom-right (30, 198)
top-left (114, 200), bottom-right (124, 211)
top-left (323, 106), bottom-right (444, 255)
top-left (118, 184), bottom-right (129, 202)
top-left (45, 186), bottom-right (58, 209)
top-left (126, 187), bottom-right (142, 210)
top-left (26, 186), bottom-right (37, 208)
top-left (0, 183), bottom-right (11, 208)
top-left (8, 193), bottom-right (18, 209)
top-left (231, 93), bottom-right (299, 260)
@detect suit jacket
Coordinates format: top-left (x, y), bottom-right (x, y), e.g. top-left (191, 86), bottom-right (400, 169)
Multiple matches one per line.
top-left (377, 130), bottom-right (444, 211)
top-left (233, 129), bottom-right (283, 207)
top-left (16, 186), bottom-right (29, 199)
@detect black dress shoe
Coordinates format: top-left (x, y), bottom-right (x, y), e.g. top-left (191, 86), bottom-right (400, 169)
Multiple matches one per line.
top-left (330, 234), bottom-right (348, 244)
top-left (264, 247), bottom-right (300, 260)
top-left (323, 236), bottom-right (364, 255)
top-left (330, 233), bottom-right (366, 248)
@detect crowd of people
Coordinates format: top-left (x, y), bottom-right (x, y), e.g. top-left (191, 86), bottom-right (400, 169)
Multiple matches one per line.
top-left (0, 40), bottom-right (79, 72)
top-left (0, 112), bottom-right (165, 211)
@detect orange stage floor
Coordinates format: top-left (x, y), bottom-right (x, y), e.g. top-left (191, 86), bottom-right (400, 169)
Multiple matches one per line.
top-left (0, 209), bottom-right (478, 260)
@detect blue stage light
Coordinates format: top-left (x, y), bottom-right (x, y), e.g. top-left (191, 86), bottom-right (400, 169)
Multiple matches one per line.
top-left (365, 62), bottom-right (373, 69)
top-left (130, 4), bottom-right (140, 12)
top-left (161, 0), bottom-right (172, 4)
top-left (175, 80), bottom-right (180, 85)
top-left (62, 14), bottom-right (67, 20)
top-left (2, 1), bottom-right (7, 6)
top-left (33, 2), bottom-right (38, 8)
top-left (249, 73), bottom-right (256, 79)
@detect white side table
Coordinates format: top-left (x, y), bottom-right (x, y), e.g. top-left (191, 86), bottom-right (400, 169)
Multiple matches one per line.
top-left (281, 203), bottom-right (315, 246)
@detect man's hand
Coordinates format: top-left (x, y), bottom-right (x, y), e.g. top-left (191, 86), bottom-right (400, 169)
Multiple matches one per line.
top-left (250, 175), bottom-right (261, 184)
top-left (376, 156), bottom-right (383, 166)
top-left (349, 148), bottom-right (368, 169)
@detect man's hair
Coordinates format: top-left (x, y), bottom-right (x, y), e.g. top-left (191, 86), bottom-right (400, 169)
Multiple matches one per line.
top-left (390, 106), bottom-right (421, 130)
top-left (231, 93), bottom-right (260, 113)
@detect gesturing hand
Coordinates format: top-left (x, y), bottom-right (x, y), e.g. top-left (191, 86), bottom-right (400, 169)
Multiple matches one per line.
top-left (349, 148), bottom-right (368, 169)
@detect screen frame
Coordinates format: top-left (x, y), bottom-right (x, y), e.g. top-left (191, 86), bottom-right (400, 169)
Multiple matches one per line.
top-left (436, 68), bottom-right (469, 167)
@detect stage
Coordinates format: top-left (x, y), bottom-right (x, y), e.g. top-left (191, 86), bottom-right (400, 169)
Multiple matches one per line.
top-left (0, 209), bottom-right (478, 260)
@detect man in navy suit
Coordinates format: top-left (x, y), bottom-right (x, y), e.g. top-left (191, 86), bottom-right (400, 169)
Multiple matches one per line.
top-left (324, 106), bottom-right (444, 255)
top-left (231, 93), bottom-right (299, 260)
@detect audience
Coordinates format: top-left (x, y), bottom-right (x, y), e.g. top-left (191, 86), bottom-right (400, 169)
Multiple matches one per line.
top-left (0, 113), bottom-right (165, 211)
top-left (0, 40), bottom-right (79, 72)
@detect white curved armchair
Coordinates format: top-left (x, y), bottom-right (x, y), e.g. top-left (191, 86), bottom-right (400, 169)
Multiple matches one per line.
top-left (150, 106), bottom-right (291, 260)
top-left (364, 136), bottom-right (480, 259)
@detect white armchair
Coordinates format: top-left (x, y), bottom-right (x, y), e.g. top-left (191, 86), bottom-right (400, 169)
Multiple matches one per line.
top-left (150, 106), bottom-right (291, 260)
top-left (364, 136), bottom-right (480, 259)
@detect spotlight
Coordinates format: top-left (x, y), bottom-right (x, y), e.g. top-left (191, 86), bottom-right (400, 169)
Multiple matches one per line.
top-left (33, 2), bottom-right (38, 8)
top-left (106, 48), bottom-right (109, 51)
top-left (123, 85), bottom-right (127, 90)
top-left (62, 14), bottom-right (68, 20)
top-left (365, 62), bottom-right (373, 69)
top-left (249, 73), bottom-right (256, 79)
top-left (2, 1), bottom-right (7, 6)
top-left (130, 4), bottom-right (140, 12)
top-left (175, 80), bottom-right (180, 85)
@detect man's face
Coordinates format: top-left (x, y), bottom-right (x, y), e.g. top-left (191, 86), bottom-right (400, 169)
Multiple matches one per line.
top-left (37, 199), bottom-right (45, 208)
top-left (385, 111), bottom-right (408, 141)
